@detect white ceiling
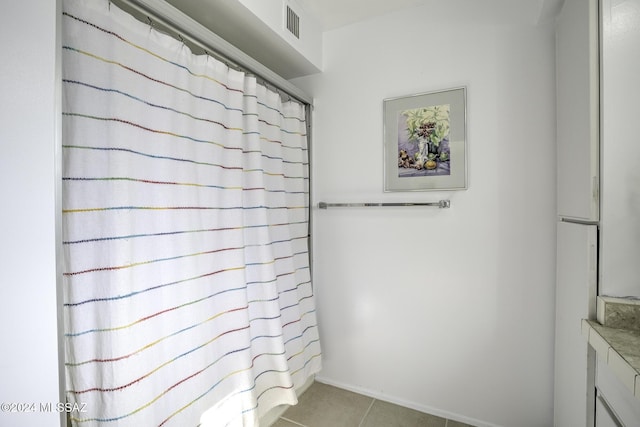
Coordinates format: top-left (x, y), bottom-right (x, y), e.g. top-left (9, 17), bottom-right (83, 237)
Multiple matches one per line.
top-left (297, 0), bottom-right (565, 31)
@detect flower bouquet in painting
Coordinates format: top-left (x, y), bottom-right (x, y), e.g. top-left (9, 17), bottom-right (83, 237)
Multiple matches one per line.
top-left (397, 104), bottom-right (451, 177)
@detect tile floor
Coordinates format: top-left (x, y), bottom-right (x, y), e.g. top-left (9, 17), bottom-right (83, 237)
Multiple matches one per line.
top-left (271, 382), bottom-right (474, 427)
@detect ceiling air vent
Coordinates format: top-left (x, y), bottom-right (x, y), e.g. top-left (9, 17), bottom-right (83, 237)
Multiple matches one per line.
top-left (286, 5), bottom-right (300, 39)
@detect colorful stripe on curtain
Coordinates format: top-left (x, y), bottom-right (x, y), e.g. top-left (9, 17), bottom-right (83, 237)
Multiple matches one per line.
top-left (61, 0), bottom-right (321, 425)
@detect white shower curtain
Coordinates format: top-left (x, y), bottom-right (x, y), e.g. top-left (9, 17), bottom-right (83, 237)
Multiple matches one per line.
top-left (61, 0), bottom-right (321, 425)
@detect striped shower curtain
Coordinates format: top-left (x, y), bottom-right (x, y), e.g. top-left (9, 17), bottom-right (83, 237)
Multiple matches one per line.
top-left (61, 0), bottom-right (321, 425)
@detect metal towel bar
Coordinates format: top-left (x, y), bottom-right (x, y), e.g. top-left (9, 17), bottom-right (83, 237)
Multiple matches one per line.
top-left (318, 200), bottom-right (450, 209)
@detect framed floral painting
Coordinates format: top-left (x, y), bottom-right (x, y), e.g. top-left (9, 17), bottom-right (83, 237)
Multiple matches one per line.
top-left (383, 87), bottom-right (467, 191)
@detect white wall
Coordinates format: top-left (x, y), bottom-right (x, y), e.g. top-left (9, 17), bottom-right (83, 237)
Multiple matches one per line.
top-left (292, 4), bottom-right (557, 427)
top-left (0, 2), bottom-right (62, 427)
top-left (165, 0), bottom-right (323, 79)
top-left (238, 0), bottom-right (323, 67)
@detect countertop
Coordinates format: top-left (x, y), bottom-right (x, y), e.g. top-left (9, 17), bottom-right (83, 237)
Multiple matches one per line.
top-left (582, 296), bottom-right (640, 401)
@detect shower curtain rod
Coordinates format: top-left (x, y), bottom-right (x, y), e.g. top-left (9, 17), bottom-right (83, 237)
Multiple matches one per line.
top-left (111, 0), bottom-right (313, 105)
top-left (318, 200), bottom-right (451, 209)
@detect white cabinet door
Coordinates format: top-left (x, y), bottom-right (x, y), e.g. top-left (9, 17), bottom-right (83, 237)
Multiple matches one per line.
top-left (554, 221), bottom-right (598, 426)
top-left (596, 395), bottom-right (622, 427)
top-left (596, 356), bottom-right (640, 426)
top-left (556, 0), bottom-right (599, 221)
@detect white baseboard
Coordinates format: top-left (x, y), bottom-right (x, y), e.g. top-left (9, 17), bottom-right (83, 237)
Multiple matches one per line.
top-left (313, 375), bottom-right (499, 427)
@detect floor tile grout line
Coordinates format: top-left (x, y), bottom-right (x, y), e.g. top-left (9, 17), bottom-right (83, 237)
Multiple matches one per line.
top-left (357, 397), bottom-right (376, 427)
top-left (281, 382), bottom-right (471, 427)
top-left (279, 416), bottom-right (307, 427)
